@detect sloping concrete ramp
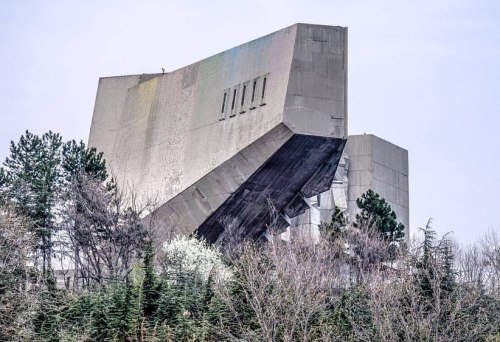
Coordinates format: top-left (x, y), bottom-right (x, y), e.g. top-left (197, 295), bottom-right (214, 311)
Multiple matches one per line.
top-left (196, 134), bottom-right (346, 243)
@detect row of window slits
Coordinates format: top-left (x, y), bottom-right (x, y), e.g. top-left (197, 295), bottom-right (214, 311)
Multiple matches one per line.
top-left (220, 75), bottom-right (268, 120)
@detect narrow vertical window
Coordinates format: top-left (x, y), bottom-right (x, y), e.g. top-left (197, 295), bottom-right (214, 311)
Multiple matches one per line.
top-left (241, 85), bottom-right (246, 107)
top-left (231, 88), bottom-right (237, 110)
top-left (261, 77), bottom-right (267, 100)
top-left (251, 81), bottom-right (257, 102)
top-left (221, 92), bottom-right (227, 113)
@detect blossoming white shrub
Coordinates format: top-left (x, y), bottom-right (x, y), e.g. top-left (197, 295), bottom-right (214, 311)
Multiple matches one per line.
top-left (162, 235), bottom-right (231, 282)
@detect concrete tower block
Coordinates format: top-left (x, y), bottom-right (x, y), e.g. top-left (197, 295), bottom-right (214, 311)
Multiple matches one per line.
top-left (346, 134), bottom-right (409, 237)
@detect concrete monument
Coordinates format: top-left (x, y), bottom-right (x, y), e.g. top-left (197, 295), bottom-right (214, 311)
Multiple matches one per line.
top-left (88, 23), bottom-right (409, 243)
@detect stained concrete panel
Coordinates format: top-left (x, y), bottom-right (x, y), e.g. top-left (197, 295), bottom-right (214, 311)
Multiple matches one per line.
top-left (284, 25), bottom-right (348, 138)
top-left (89, 75), bottom-right (144, 163)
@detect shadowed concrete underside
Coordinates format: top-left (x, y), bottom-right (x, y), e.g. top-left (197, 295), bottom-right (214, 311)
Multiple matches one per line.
top-left (196, 134), bottom-right (345, 243)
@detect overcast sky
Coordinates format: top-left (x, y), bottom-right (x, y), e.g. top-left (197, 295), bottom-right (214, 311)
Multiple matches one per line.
top-left (1, 0), bottom-right (499, 243)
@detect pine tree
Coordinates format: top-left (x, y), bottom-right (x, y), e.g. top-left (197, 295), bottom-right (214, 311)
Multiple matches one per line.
top-left (0, 132), bottom-right (108, 283)
top-left (355, 189), bottom-right (405, 243)
top-left (33, 275), bottom-right (67, 341)
top-left (0, 131), bottom-right (63, 279)
top-left (61, 139), bottom-right (107, 183)
top-left (320, 206), bottom-right (347, 242)
top-left (110, 281), bottom-right (139, 341)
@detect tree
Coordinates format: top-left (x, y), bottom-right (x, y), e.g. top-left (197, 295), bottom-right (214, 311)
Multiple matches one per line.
top-left (330, 286), bottom-right (375, 341)
top-left (59, 140), bottom-right (109, 291)
top-left (0, 131), bottom-right (63, 280)
top-left (0, 132), bottom-right (108, 283)
top-left (61, 139), bottom-right (107, 183)
top-left (367, 224), bottom-right (500, 341)
top-left (320, 206), bottom-right (347, 242)
top-left (61, 174), bottom-right (149, 286)
top-left (355, 189), bottom-right (405, 243)
top-left (141, 240), bottom-right (159, 319)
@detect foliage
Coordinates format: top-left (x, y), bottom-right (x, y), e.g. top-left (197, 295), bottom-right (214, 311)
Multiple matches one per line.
top-left (0, 131), bottom-right (499, 341)
top-left (0, 131), bottom-right (107, 282)
top-left (142, 240), bottom-right (159, 319)
top-left (355, 189), bottom-right (405, 243)
top-left (0, 131), bottom-right (63, 279)
top-left (61, 139), bottom-right (107, 183)
top-left (1, 214), bottom-right (500, 341)
top-left (162, 235), bottom-right (231, 283)
top-left (329, 286), bottom-right (375, 341)
top-left (320, 205), bottom-right (347, 242)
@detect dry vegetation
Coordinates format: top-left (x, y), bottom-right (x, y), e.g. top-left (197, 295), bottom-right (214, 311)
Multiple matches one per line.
top-left (0, 131), bottom-right (499, 341)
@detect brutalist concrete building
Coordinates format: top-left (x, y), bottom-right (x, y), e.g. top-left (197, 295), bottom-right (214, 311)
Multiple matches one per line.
top-left (88, 23), bottom-right (409, 243)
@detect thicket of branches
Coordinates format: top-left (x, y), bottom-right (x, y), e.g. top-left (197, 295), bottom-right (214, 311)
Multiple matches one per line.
top-left (0, 130), bottom-right (499, 341)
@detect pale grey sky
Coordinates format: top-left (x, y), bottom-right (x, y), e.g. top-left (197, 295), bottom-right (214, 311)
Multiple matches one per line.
top-left (1, 0), bottom-right (499, 243)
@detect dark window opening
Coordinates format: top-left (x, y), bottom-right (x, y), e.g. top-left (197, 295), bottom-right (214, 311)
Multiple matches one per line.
top-left (221, 92), bottom-right (227, 113)
top-left (261, 77), bottom-right (267, 100)
top-left (241, 85), bottom-right (246, 106)
top-left (231, 89), bottom-right (237, 110)
top-left (251, 81), bottom-right (257, 102)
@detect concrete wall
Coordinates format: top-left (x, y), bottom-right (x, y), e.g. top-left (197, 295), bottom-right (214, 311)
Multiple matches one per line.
top-left (284, 24), bottom-right (348, 138)
top-left (88, 23), bottom-right (348, 207)
top-left (89, 25), bottom-right (298, 205)
top-left (346, 134), bottom-right (409, 236)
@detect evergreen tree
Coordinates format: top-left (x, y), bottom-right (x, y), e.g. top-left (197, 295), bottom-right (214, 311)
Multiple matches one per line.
top-left (0, 132), bottom-right (108, 282)
top-left (33, 276), bottom-right (67, 341)
top-left (61, 139), bottom-right (107, 182)
top-left (331, 286), bottom-right (375, 341)
top-left (320, 206), bottom-right (347, 242)
top-left (417, 221), bottom-right (437, 300)
top-left (355, 189), bottom-right (405, 243)
top-left (438, 237), bottom-right (455, 295)
top-left (0, 131), bottom-right (63, 279)
top-left (90, 291), bottom-right (111, 341)
top-left (141, 240), bottom-right (159, 319)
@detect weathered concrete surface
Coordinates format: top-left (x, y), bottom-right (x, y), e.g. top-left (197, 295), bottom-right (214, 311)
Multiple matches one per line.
top-left (151, 124), bottom-right (293, 238)
top-left (88, 24), bottom-right (348, 207)
top-left (284, 24), bottom-right (348, 138)
top-left (346, 134), bottom-right (409, 237)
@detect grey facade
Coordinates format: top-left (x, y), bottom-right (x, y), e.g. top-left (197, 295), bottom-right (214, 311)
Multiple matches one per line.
top-left (88, 23), bottom-right (409, 243)
top-left (346, 135), bottom-right (409, 236)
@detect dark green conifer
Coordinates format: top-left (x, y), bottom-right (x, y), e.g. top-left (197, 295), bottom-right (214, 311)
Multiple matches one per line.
top-left (142, 240), bottom-right (159, 319)
top-left (355, 189), bottom-right (405, 242)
